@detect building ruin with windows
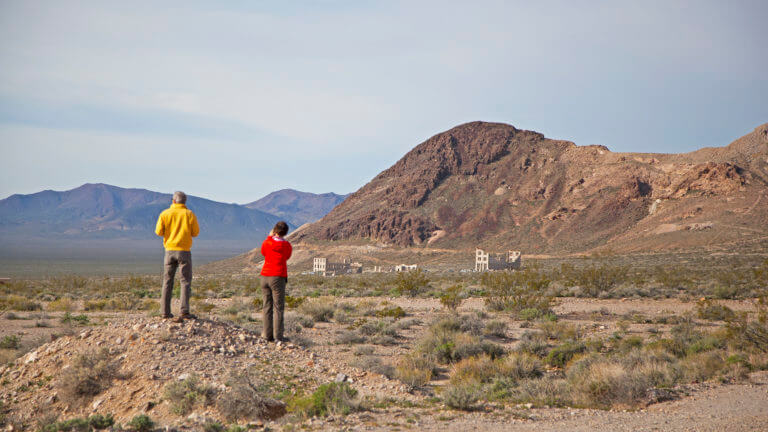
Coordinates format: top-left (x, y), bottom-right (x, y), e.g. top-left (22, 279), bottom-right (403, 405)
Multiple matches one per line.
top-left (475, 249), bottom-right (522, 271)
top-left (313, 257), bottom-right (363, 276)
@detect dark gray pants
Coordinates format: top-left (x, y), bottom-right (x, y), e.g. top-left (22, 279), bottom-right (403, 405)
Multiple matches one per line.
top-left (161, 250), bottom-right (192, 316)
top-left (261, 276), bottom-right (286, 341)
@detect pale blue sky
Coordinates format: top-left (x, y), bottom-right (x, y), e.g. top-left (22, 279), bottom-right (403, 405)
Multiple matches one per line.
top-left (1, 0), bottom-right (766, 203)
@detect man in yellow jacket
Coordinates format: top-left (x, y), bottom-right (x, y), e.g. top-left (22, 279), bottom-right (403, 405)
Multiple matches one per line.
top-left (155, 191), bottom-right (200, 321)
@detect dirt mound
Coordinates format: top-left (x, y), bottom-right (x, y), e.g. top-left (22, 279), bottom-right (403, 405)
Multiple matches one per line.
top-left (0, 316), bottom-right (406, 428)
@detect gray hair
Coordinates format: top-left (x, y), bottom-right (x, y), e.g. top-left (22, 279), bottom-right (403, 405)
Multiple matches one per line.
top-left (173, 191), bottom-right (187, 204)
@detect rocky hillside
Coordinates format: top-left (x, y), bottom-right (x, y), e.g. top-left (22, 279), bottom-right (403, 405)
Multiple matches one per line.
top-left (293, 121), bottom-right (768, 253)
top-left (245, 189), bottom-right (348, 228)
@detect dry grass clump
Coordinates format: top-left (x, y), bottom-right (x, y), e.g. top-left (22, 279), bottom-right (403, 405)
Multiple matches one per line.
top-left (566, 352), bottom-right (677, 408)
top-left (442, 381), bottom-right (480, 411)
top-left (483, 319), bottom-right (508, 338)
top-left (83, 297), bottom-right (154, 311)
top-left (298, 298), bottom-right (336, 323)
top-left (394, 353), bottom-right (434, 388)
top-left (57, 349), bottom-right (123, 403)
top-left (217, 371), bottom-right (286, 421)
top-left (163, 374), bottom-right (216, 416)
top-left (450, 353), bottom-right (543, 386)
top-left (352, 355), bottom-right (395, 378)
top-left (46, 297), bottom-right (75, 312)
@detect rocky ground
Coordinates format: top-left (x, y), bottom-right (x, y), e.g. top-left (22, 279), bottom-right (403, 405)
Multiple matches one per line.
top-left (1, 297), bottom-right (767, 431)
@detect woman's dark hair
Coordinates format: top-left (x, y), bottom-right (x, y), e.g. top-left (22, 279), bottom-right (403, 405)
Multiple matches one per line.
top-left (273, 221), bottom-right (289, 236)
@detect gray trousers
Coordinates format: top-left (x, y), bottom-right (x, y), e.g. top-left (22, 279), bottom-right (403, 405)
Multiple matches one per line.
top-left (161, 250), bottom-right (192, 316)
top-left (261, 276), bottom-right (286, 341)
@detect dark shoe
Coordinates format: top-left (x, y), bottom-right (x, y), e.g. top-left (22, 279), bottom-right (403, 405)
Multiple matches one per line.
top-left (162, 313), bottom-right (174, 319)
top-left (180, 313), bottom-right (197, 320)
top-left (277, 337), bottom-right (290, 343)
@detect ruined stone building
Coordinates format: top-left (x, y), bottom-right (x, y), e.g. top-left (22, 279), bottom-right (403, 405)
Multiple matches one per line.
top-left (394, 264), bottom-right (418, 272)
top-left (313, 257), bottom-right (363, 276)
top-left (475, 249), bottom-right (522, 271)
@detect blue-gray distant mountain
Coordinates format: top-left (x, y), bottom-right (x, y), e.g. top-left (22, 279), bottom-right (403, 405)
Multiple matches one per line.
top-left (0, 183), bottom-right (281, 241)
top-left (245, 189), bottom-right (349, 227)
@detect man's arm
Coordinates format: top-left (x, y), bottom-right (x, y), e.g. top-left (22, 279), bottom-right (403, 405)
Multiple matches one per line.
top-left (191, 213), bottom-right (200, 237)
top-left (155, 214), bottom-right (165, 237)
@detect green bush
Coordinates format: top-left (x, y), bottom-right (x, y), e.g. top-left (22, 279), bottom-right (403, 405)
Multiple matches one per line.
top-left (285, 295), bottom-right (305, 309)
top-left (375, 306), bottom-right (406, 319)
top-left (88, 414), bottom-right (114, 430)
top-left (482, 268), bottom-right (553, 315)
top-left (546, 341), bottom-right (586, 367)
top-left (0, 295), bottom-right (42, 311)
top-left (163, 374), bottom-right (216, 415)
top-left (126, 414), bottom-right (154, 432)
top-left (394, 269), bottom-right (429, 297)
top-left (0, 335), bottom-right (20, 350)
top-left (288, 382), bottom-right (358, 418)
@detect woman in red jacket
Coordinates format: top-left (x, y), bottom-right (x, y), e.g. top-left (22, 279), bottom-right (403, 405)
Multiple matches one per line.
top-left (260, 221), bottom-right (292, 342)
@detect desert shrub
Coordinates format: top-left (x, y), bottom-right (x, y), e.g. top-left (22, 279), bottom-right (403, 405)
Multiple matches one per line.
top-left (572, 264), bottom-right (630, 297)
top-left (484, 320), bottom-right (507, 337)
top-left (203, 422), bottom-right (224, 432)
top-left (296, 314), bottom-right (315, 328)
top-left (285, 295), bottom-right (305, 309)
top-left (482, 268), bottom-right (553, 315)
top-left (498, 376), bottom-right (571, 407)
top-left (87, 414), bottom-right (114, 430)
top-left (681, 351), bottom-right (726, 382)
top-left (394, 269), bottom-right (429, 297)
top-left (58, 349), bottom-right (122, 403)
top-left (459, 312), bottom-right (486, 336)
top-left (298, 299), bottom-right (336, 322)
top-left (84, 297), bottom-right (153, 311)
top-left (394, 353), bottom-right (434, 388)
top-left (39, 417), bottom-right (90, 432)
top-left (498, 352), bottom-right (544, 381)
top-left (450, 355), bottom-right (499, 384)
top-left (335, 330), bottom-right (367, 345)
top-left (0, 295), bottom-right (42, 311)
top-left (440, 284), bottom-right (464, 311)
top-left (352, 356), bottom-right (395, 378)
top-left (358, 319), bottom-right (399, 337)
top-left (546, 341), bottom-right (586, 367)
top-left (537, 321), bottom-right (580, 341)
top-left (375, 305), bottom-right (406, 319)
top-left (442, 381), bottom-right (480, 410)
top-left (288, 382), bottom-right (358, 418)
top-left (723, 316), bottom-right (768, 353)
top-left (216, 371), bottom-right (286, 421)
top-left (46, 298), bottom-right (75, 312)
top-left (0, 335), bottom-right (19, 350)
top-left (696, 299), bottom-right (736, 321)
top-left (60, 312), bottom-right (89, 325)
top-left (163, 374), bottom-right (216, 415)
top-left (518, 307), bottom-right (556, 321)
top-left (126, 414), bottom-right (154, 432)
top-left (516, 331), bottom-right (549, 358)
top-left (452, 339), bottom-right (505, 362)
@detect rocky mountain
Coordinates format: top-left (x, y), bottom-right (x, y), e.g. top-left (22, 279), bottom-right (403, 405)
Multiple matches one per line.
top-left (0, 183), bottom-right (281, 242)
top-left (293, 121), bottom-right (768, 253)
top-left (245, 189), bottom-right (348, 227)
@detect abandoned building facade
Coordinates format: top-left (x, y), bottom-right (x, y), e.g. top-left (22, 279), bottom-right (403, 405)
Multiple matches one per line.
top-left (312, 257), bottom-right (362, 276)
top-left (394, 264), bottom-right (418, 272)
top-left (475, 249), bottom-right (522, 271)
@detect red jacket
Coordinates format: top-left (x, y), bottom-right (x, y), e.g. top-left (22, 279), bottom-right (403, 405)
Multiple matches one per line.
top-left (260, 235), bottom-right (292, 277)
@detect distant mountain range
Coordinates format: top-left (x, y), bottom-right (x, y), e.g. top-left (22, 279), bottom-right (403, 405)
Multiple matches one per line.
top-left (245, 189), bottom-right (348, 227)
top-left (0, 184), bottom-right (348, 274)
